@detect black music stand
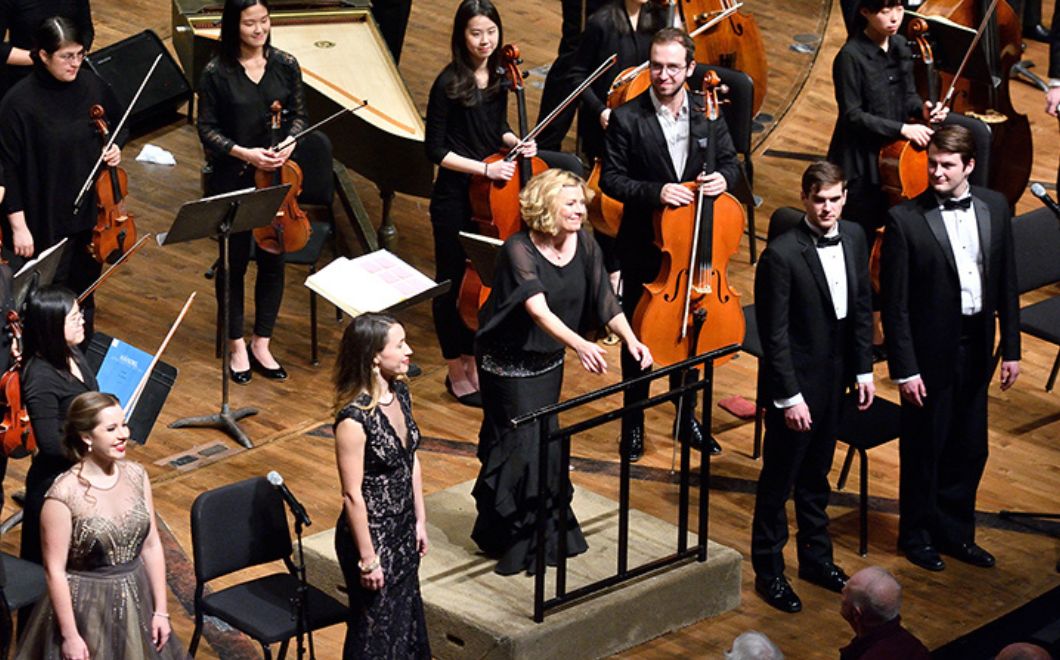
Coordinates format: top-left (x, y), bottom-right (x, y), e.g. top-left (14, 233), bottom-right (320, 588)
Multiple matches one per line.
top-left (11, 239), bottom-right (68, 309)
top-left (160, 185), bottom-right (289, 449)
top-left (458, 232), bottom-right (502, 288)
top-left (904, 11), bottom-right (994, 84)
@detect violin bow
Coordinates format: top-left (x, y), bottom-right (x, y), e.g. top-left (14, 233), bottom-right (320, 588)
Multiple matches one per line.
top-left (77, 233), bottom-right (152, 304)
top-left (73, 53), bottom-right (164, 213)
top-left (937, 0), bottom-right (1000, 110)
top-left (272, 100), bottom-right (370, 152)
top-left (124, 291), bottom-right (196, 423)
top-left (505, 54), bottom-right (618, 161)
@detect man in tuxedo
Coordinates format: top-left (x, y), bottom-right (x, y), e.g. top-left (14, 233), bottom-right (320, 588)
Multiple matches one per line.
top-left (881, 124), bottom-right (1020, 572)
top-left (600, 27), bottom-right (740, 460)
top-left (750, 162), bottom-right (875, 613)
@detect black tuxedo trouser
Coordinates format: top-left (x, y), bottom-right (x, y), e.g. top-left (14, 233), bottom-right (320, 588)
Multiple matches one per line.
top-left (898, 318), bottom-right (990, 550)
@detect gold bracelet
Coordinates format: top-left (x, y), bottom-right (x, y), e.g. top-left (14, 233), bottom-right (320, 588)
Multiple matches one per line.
top-left (358, 556), bottom-right (380, 574)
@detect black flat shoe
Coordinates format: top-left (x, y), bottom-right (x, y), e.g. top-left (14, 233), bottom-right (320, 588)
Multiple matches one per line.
top-left (940, 542), bottom-right (995, 568)
top-left (623, 425), bottom-right (644, 463)
top-left (798, 562), bottom-right (849, 593)
top-left (229, 366), bottom-right (252, 385)
top-left (903, 545), bottom-right (945, 572)
top-left (445, 376), bottom-right (483, 408)
top-left (672, 417), bottom-right (722, 455)
top-left (248, 350), bottom-right (288, 381)
top-left (754, 576), bottom-right (802, 613)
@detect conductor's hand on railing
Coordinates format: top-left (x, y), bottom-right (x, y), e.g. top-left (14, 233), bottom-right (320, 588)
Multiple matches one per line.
top-left (575, 338), bottom-right (609, 374)
top-left (625, 338), bottom-right (652, 370)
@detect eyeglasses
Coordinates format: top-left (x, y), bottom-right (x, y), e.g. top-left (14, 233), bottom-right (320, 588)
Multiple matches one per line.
top-left (66, 310), bottom-right (85, 326)
top-left (649, 63), bottom-right (687, 78)
top-left (54, 50), bottom-right (86, 63)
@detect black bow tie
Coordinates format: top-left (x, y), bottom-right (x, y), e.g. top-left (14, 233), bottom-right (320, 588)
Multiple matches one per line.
top-left (942, 196), bottom-right (972, 211)
top-left (817, 234), bottom-right (842, 248)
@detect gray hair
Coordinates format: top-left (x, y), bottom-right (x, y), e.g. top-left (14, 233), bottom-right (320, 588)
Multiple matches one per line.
top-left (725, 631), bottom-right (784, 660)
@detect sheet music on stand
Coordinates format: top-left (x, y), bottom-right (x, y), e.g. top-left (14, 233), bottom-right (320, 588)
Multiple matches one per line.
top-left (304, 249), bottom-right (450, 317)
top-left (903, 10), bottom-right (992, 84)
top-left (12, 238), bottom-right (69, 308)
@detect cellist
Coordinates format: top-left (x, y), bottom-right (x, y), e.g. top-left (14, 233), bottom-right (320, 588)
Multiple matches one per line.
top-left (425, 0), bottom-right (581, 408)
top-left (600, 27), bottom-right (739, 460)
top-left (197, 0), bottom-right (310, 385)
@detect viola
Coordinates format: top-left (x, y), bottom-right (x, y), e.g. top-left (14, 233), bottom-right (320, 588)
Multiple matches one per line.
top-left (88, 105), bottom-right (138, 265)
top-left (0, 310), bottom-right (35, 458)
top-left (253, 100), bottom-right (312, 255)
top-left (916, 0), bottom-right (1032, 204)
top-left (633, 72), bottom-right (745, 368)
top-left (680, 0), bottom-right (768, 115)
top-left (458, 44), bottom-right (548, 331)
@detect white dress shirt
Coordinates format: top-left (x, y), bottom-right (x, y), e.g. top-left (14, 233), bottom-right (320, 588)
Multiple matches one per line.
top-left (649, 87), bottom-right (690, 178)
top-left (939, 195), bottom-right (984, 315)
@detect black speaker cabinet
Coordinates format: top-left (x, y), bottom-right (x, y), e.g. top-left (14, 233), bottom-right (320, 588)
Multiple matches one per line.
top-left (86, 30), bottom-right (192, 129)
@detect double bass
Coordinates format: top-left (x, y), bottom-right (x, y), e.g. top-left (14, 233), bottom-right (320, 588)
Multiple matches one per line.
top-left (633, 72), bottom-right (745, 367)
top-left (88, 105), bottom-right (138, 265)
top-left (253, 101), bottom-right (312, 255)
top-left (681, 0), bottom-right (768, 115)
top-left (457, 45), bottom-right (548, 331)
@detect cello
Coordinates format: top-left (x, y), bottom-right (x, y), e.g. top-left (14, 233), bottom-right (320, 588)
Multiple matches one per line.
top-left (916, 0), bottom-right (1032, 205)
top-left (633, 72), bottom-right (745, 368)
top-left (253, 101), bottom-right (312, 255)
top-left (680, 0), bottom-right (768, 115)
top-left (88, 105), bottom-right (138, 265)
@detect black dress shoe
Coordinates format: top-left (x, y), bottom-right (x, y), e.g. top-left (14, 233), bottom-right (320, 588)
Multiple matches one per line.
top-left (754, 576), bottom-right (802, 613)
top-left (229, 366), bottom-right (252, 385)
top-left (672, 417), bottom-right (723, 455)
top-left (903, 545), bottom-right (945, 571)
top-left (940, 542), bottom-right (995, 568)
top-left (445, 376), bottom-right (483, 408)
top-left (798, 562), bottom-right (849, 593)
top-left (248, 351), bottom-right (288, 381)
top-left (1024, 23), bottom-right (1051, 42)
top-left (624, 426), bottom-right (645, 462)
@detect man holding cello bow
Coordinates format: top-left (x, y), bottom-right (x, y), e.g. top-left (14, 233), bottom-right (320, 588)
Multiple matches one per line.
top-left (750, 162), bottom-right (875, 614)
top-left (600, 27), bottom-right (739, 460)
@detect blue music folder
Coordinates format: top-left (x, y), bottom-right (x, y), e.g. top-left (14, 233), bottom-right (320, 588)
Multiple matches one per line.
top-left (94, 338), bottom-right (153, 408)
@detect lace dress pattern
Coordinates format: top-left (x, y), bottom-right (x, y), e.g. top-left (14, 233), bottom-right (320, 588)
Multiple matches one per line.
top-left (15, 461), bottom-right (186, 659)
top-left (333, 381), bottom-right (430, 659)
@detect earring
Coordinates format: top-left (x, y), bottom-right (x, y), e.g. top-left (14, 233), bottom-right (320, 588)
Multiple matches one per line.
top-left (86, 443), bottom-right (93, 453)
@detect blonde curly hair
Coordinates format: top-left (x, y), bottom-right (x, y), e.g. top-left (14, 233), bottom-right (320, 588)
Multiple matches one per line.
top-left (519, 169), bottom-right (594, 235)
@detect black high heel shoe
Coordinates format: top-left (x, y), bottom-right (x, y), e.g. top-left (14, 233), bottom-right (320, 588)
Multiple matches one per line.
top-left (248, 349), bottom-right (288, 381)
top-left (445, 376), bottom-right (482, 408)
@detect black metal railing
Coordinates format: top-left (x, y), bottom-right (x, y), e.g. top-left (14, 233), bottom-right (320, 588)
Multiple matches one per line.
top-left (511, 343), bottom-right (740, 622)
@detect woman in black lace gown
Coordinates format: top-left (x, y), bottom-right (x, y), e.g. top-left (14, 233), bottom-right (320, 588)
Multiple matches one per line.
top-left (472, 169), bottom-right (652, 575)
top-left (332, 313), bottom-right (430, 658)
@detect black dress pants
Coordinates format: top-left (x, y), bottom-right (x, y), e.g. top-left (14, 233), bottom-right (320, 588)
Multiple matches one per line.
top-left (215, 230), bottom-right (286, 340)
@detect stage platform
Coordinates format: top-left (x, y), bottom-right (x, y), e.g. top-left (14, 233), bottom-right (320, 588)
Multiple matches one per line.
top-left (303, 480), bottom-right (742, 659)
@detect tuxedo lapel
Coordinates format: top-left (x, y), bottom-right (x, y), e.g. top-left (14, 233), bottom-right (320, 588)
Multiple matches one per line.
top-left (924, 204), bottom-right (958, 275)
top-left (638, 95), bottom-right (678, 181)
top-left (797, 226), bottom-right (835, 311)
top-left (972, 195), bottom-right (992, 282)
top-left (840, 227), bottom-right (858, 309)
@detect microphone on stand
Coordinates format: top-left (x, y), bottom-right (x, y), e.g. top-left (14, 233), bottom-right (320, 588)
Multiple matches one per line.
top-left (267, 471), bottom-right (312, 527)
top-left (1029, 183), bottom-right (1060, 222)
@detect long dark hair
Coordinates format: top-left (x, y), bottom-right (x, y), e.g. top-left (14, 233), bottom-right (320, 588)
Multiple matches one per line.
top-left (22, 286), bottom-right (77, 372)
top-left (220, 0), bottom-right (271, 66)
top-left (445, 0), bottom-right (504, 107)
top-left (32, 16), bottom-right (83, 63)
top-left (333, 313), bottom-right (401, 413)
top-left (599, 0), bottom-right (665, 37)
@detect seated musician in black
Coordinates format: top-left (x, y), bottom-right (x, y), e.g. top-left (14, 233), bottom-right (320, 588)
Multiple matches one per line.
top-left (600, 27), bottom-right (739, 460)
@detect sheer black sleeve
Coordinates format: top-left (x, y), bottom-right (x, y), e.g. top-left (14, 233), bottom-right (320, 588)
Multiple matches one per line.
top-left (196, 59), bottom-right (235, 158)
top-left (274, 49), bottom-right (308, 138)
top-left (579, 229), bottom-right (622, 330)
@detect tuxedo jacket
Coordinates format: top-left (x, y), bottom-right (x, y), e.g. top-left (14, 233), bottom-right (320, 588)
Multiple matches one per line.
top-left (881, 186), bottom-right (1020, 387)
top-left (754, 220), bottom-right (874, 413)
top-left (599, 90), bottom-right (740, 282)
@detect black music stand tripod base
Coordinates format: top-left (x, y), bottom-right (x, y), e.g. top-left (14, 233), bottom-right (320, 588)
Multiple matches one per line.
top-left (169, 403), bottom-right (259, 449)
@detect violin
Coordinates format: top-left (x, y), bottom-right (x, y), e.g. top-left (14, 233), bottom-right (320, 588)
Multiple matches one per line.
top-left (0, 310), bottom-right (35, 458)
top-left (253, 101), bottom-right (312, 255)
top-left (458, 44), bottom-right (548, 331)
top-left (632, 72), bottom-right (745, 367)
top-left (680, 0), bottom-right (768, 115)
top-left (88, 105), bottom-right (138, 265)
top-left (916, 0), bottom-right (1032, 204)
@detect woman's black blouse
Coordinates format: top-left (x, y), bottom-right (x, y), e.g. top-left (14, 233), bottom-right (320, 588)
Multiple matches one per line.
top-left (424, 64), bottom-right (510, 167)
top-left (0, 66), bottom-right (126, 248)
top-left (197, 47), bottom-right (308, 192)
top-left (22, 347), bottom-right (98, 461)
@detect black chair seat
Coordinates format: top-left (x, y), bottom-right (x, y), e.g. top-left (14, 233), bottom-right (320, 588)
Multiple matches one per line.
top-left (1, 553), bottom-right (46, 609)
top-left (284, 221), bottom-right (333, 266)
top-left (1020, 296), bottom-right (1060, 345)
top-left (837, 394), bottom-right (902, 451)
top-left (202, 573), bottom-right (347, 643)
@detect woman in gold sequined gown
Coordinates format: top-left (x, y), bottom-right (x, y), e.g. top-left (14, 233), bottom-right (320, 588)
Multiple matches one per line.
top-left (15, 393), bottom-right (186, 660)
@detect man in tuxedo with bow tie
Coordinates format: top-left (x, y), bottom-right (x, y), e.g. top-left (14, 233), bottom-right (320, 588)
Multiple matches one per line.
top-left (600, 27), bottom-right (740, 461)
top-left (750, 161), bottom-right (875, 613)
top-left (881, 125), bottom-right (1020, 572)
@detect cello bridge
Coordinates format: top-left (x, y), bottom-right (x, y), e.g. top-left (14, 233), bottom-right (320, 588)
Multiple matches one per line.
top-left (691, 285), bottom-right (713, 295)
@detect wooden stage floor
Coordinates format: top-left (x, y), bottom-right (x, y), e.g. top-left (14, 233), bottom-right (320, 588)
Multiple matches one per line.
top-left (2, 0), bottom-right (1058, 658)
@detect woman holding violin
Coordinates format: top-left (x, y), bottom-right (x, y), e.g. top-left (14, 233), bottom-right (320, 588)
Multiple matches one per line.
top-left (0, 16), bottom-right (124, 341)
top-left (425, 0), bottom-right (581, 408)
top-left (471, 168), bottom-right (651, 575)
top-left (197, 0), bottom-right (308, 385)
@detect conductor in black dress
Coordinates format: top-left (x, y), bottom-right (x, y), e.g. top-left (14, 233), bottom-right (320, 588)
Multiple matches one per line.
top-left (600, 27), bottom-right (740, 459)
top-left (750, 162), bottom-right (875, 614)
top-left (881, 125), bottom-right (1020, 572)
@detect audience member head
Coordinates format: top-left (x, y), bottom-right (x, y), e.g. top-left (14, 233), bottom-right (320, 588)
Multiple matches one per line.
top-left (22, 286), bottom-right (81, 371)
top-left (333, 313), bottom-right (408, 412)
top-left (520, 168), bottom-right (593, 236)
top-left (995, 642), bottom-right (1053, 660)
top-left (725, 630), bottom-right (784, 659)
top-left (840, 566), bottom-right (903, 636)
top-left (63, 392), bottom-right (124, 462)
